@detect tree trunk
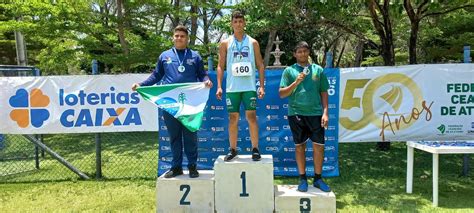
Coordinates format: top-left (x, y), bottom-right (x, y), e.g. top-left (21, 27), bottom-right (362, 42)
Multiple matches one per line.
top-left (203, 9), bottom-right (209, 44)
top-left (354, 40), bottom-right (364, 67)
top-left (263, 30), bottom-right (276, 67)
top-left (408, 20), bottom-right (419, 64)
top-left (336, 37), bottom-right (348, 68)
top-left (189, 4), bottom-right (198, 46)
top-left (368, 0), bottom-right (395, 66)
top-left (116, 0), bottom-right (130, 72)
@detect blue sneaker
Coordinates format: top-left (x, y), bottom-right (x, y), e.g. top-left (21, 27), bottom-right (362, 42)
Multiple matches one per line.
top-left (297, 179), bottom-right (308, 192)
top-left (313, 179), bottom-right (331, 192)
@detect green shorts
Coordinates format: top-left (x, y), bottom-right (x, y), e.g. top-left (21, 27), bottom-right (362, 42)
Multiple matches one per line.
top-left (226, 91), bottom-right (257, 113)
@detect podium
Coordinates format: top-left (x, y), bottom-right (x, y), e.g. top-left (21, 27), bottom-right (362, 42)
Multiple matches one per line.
top-left (156, 155), bottom-right (336, 212)
top-left (156, 170), bottom-right (214, 213)
top-left (274, 185), bottom-right (336, 213)
top-left (214, 155), bottom-right (274, 213)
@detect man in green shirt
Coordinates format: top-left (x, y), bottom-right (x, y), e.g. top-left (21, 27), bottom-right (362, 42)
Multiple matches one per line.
top-left (279, 41), bottom-right (331, 192)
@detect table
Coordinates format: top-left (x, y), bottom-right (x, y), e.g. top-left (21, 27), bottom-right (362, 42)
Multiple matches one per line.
top-left (406, 141), bottom-right (474, 206)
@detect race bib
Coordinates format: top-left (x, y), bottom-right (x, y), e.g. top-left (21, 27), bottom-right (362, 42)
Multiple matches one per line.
top-left (231, 62), bottom-right (253, 77)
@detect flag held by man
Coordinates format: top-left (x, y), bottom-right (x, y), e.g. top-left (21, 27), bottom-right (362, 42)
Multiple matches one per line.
top-left (137, 82), bottom-right (209, 132)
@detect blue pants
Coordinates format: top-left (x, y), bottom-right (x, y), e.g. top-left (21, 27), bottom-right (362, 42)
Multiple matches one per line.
top-left (162, 111), bottom-right (198, 169)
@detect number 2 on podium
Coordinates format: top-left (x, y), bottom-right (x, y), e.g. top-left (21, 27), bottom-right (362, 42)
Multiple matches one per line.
top-left (179, 185), bottom-right (191, 205)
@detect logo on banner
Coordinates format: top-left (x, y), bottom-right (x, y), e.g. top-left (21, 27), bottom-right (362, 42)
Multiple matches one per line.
top-left (437, 124), bottom-right (446, 134)
top-left (59, 88), bottom-right (142, 128)
top-left (9, 88), bottom-right (50, 128)
top-left (340, 73), bottom-right (433, 141)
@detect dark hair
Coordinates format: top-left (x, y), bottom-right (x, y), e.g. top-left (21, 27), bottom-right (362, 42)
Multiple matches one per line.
top-left (174, 25), bottom-right (189, 35)
top-left (294, 41), bottom-right (310, 52)
top-left (231, 10), bottom-right (245, 20)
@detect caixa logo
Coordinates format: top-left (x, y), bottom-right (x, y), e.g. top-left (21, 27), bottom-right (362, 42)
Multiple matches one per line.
top-left (59, 88), bottom-right (142, 127)
top-left (325, 146), bottom-right (336, 151)
top-left (160, 137), bottom-right (170, 142)
top-left (266, 146), bottom-right (279, 152)
top-left (160, 165), bottom-right (171, 170)
top-left (9, 88), bottom-right (50, 128)
top-left (323, 165), bottom-right (335, 171)
top-left (161, 157), bottom-right (173, 161)
top-left (160, 146), bottom-right (171, 151)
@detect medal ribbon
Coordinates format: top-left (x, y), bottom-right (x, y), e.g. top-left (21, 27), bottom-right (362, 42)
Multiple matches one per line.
top-left (172, 47), bottom-right (188, 68)
top-left (232, 34), bottom-right (247, 58)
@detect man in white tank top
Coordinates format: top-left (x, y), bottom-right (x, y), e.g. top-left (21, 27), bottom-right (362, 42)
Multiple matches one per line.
top-left (216, 10), bottom-right (266, 161)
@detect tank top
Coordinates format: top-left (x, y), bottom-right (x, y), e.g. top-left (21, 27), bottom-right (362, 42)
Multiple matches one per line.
top-left (225, 34), bottom-right (257, 92)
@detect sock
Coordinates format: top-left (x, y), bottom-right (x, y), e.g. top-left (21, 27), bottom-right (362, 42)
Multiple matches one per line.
top-left (314, 173), bottom-right (322, 181)
top-left (299, 174), bottom-right (307, 180)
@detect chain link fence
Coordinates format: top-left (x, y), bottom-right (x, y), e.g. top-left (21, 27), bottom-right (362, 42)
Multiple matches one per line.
top-left (0, 132), bottom-right (158, 183)
top-left (1, 66), bottom-right (159, 183)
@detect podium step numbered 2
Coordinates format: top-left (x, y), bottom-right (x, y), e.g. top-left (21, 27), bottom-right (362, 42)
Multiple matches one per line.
top-left (156, 170), bottom-right (214, 213)
top-left (156, 155), bottom-right (336, 212)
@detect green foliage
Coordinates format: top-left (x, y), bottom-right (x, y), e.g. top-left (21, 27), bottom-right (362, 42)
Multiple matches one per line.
top-left (0, 1), bottom-right (173, 74)
top-left (0, 0), bottom-right (472, 73)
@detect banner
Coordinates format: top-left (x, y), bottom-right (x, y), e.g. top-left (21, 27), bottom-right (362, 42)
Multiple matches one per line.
top-left (339, 64), bottom-right (474, 142)
top-left (158, 69), bottom-right (340, 177)
top-left (137, 82), bottom-right (210, 132)
top-left (0, 74), bottom-right (158, 134)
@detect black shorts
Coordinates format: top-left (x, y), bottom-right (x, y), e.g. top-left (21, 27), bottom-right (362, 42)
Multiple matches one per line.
top-left (288, 115), bottom-right (325, 145)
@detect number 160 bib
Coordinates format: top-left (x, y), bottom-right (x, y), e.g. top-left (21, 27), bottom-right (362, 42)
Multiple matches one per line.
top-left (231, 62), bottom-right (253, 77)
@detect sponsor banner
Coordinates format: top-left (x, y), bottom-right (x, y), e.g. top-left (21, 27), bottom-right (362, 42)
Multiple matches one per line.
top-left (158, 69), bottom-right (340, 177)
top-left (339, 64), bottom-right (474, 142)
top-left (0, 74), bottom-right (158, 134)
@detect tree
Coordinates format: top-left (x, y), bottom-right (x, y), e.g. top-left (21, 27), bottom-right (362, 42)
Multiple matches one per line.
top-left (367, 0), bottom-right (395, 66)
top-left (403, 0), bottom-right (474, 64)
top-left (0, 0), bottom-right (173, 74)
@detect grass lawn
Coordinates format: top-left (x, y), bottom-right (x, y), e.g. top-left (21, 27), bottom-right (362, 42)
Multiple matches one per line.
top-left (1, 142), bottom-right (473, 212)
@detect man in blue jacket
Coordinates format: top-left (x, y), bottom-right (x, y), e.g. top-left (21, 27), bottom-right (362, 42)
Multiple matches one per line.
top-left (132, 25), bottom-right (212, 178)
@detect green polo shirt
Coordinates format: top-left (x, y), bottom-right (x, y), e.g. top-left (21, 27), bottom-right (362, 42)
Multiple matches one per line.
top-left (280, 63), bottom-right (329, 116)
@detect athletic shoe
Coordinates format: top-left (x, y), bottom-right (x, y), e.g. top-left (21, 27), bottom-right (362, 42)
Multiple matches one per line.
top-left (224, 148), bottom-right (238, 161)
top-left (251, 148), bottom-right (261, 161)
top-left (188, 164), bottom-right (199, 178)
top-left (313, 179), bottom-right (331, 192)
top-left (163, 167), bottom-right (183, 178)
top-left (297, 179), bottom-right (308, 192)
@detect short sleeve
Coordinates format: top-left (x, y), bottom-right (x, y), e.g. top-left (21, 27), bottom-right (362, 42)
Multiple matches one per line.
top-left (280, 68), bottom-right (291, 88)
top-left (319, 69), bottom-right (329, 92)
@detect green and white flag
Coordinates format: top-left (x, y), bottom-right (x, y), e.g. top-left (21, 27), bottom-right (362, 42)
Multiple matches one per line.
top-left (137, 82), bottom-right (209, 132)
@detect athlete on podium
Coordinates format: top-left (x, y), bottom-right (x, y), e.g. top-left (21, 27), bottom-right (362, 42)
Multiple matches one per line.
top-left (216, 10), bottom-right (266, 162)
top-left (279, 41), bottom-right (331, 192)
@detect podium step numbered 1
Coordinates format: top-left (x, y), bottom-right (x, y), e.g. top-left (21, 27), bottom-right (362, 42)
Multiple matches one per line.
top-left (214, 154), bottom-right (274, 213)
top-left (156, 155), bottom-right (336, 213)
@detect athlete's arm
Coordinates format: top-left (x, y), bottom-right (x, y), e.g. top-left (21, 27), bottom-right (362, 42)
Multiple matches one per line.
top-left (132, 54), bottom-right (165, 91)
top-left (320, 91), bottom-right (329, 128)
top-left (216, 39), bottom-right (228, 100)
top-left (279, 72), bottom-right (305, 98)
top-left (252, 39), bottom-right (265, 99)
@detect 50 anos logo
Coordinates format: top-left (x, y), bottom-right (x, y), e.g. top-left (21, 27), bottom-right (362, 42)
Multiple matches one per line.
top-left (340, 73), bottom-right (433, 140)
